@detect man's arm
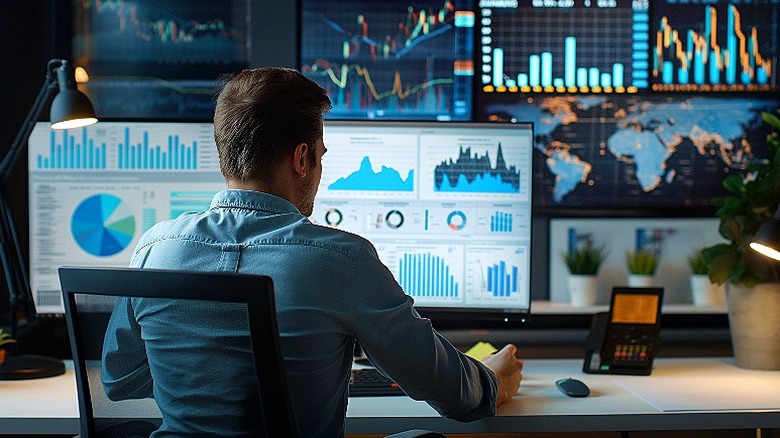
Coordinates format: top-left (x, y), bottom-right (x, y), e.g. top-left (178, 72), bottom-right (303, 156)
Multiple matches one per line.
top-left (101, 297), bottom-right (154, 400)
top-left (348, 243), bottom-right (523, 421)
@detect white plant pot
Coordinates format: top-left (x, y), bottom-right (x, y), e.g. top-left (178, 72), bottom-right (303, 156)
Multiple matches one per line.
top-left (689, 274), bottom-right (726, 307)
top-left (568, 275), bottom-right (598, 307)
top-left (727, 283), bottom-right (780, 370)
top-left (628, 274), bottom-right (655, 287)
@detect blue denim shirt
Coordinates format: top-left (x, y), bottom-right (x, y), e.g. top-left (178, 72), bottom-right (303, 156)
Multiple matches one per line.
top-left (102, 189), bottom-right (497, 437)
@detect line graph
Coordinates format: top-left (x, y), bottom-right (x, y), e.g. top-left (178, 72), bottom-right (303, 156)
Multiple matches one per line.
top-left (304, 59), bottom-right (454, 109)
top-left (73, 0), bottom-right (249, 65)
top-left (300, 0), bottom-right (474, 120)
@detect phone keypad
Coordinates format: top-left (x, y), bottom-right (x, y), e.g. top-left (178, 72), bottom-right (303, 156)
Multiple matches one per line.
top-left (612, 343), bottom-right (650, 362)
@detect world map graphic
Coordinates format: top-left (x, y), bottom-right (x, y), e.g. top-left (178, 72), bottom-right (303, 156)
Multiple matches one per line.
top-left (481, 95), bottom-right (779, 213)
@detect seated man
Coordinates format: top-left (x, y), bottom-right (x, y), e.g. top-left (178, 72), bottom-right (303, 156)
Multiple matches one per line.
top-left (102, 67), bottom-right (524, 437)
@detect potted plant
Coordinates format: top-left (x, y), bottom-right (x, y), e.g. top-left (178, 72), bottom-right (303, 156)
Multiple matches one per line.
top-left (562, 244), bottom-right (607, 306)
top-left (0, 328), bottom-right (17, 367)
top-left (702, 109), bottom-right (780, 370)
top-left (626, 249), bottom-right (658, 287)
top-left (687, 249), bottom-right (725, 307)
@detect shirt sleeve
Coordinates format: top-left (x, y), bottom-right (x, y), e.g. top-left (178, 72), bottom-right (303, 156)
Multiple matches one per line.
top-left (101, 296), bottom-right (154, 401)
top-left (348, 242), bottom-right (498, 422)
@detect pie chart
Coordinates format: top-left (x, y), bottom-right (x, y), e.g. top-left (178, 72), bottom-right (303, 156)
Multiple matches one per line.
top-left (71, 194), bottom-right (136, 257)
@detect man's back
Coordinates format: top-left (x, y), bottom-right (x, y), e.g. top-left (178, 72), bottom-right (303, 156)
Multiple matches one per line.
top-left (103, 189), bottom-right (497, 437)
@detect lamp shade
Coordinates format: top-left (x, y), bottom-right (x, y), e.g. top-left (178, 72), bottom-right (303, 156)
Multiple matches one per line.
top-left (50, 89), bottom-right (97, 129)
top-left (49, 60), bottom-right (97, 130)
top-left (750, 217), bottom-right (780, 262)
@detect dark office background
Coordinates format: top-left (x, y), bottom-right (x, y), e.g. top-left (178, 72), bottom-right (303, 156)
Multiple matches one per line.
top-left (0, 1), bottom-right (749, 358)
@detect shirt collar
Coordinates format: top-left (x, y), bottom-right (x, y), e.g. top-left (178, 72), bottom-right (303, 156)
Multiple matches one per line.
top-left (210, 189), bottom-right (301, 215)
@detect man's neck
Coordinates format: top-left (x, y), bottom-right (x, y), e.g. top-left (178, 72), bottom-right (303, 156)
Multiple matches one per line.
top-left (227, 179), bottom-right (300, 209)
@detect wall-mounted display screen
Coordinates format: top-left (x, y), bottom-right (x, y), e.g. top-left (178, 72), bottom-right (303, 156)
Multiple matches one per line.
top-left (478, 93), bottom-right (779, 214)
top-left (300, 0), bottom-right (475, 121)
top-left (71, 0), bottom-right (251, 120)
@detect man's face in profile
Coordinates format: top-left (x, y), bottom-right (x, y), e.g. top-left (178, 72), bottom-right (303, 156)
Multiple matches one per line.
top-left (299, 135), bottom-right (326, 217)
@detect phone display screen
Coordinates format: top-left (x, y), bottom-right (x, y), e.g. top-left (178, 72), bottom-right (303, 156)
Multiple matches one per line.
top-left (611, 294), bottom-right (660, 325)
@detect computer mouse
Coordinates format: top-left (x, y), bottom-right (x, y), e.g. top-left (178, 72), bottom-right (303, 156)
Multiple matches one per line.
top-left (555, 378), bottom-right (590, 398)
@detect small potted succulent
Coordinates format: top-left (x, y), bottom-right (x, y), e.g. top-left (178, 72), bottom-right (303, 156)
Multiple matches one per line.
top-left (626, 249), bottom-right (658, 287)
top-left (562, 244), bottom-right (608, 306)
top-left (687, 249), bottom-right (725, 307)
top-left (0, 328), bottom-right (17, 367)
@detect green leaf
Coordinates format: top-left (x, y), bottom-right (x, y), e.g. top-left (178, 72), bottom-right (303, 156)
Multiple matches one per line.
top-left (718, 218), bottom-right (743, 243)
top-left (701, 244), bottom-right (733, 264)
top-left (761, 111), bottom-right (780, 130)
top-left (707, 250), bottom-right (738, 285)
top-left (722, 175), bottom-right (746, 195)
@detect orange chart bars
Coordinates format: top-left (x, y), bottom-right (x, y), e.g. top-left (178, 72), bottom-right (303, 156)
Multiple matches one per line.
top-left (652, 3), bottom-right (776, 91)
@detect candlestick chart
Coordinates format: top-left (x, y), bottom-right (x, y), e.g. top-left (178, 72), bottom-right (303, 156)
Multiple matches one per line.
top-left (300, 0), bottom-right (474, 120)
top-left (651, 1), bottom-right (778, 91)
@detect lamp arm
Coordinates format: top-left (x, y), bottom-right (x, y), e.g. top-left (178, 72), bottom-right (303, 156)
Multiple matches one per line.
top-left (0, 60), bottom-right (62, 337)
top-left (0, 60), bottom-right (60, 182)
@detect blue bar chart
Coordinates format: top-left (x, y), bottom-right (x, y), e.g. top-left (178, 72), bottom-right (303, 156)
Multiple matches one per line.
top-left (398, 252), bottom-right (460, 299)
top-left (486, 260), bottom-right (518, 298)
top-left (118, 127), bottom-right (198, 170)
top-left (36, 128), bottom-right (107, 169)
top-left (29, 122), bottom-right (218, 173)
top-left (479, 0), bottom-right (648, 93)
top-left (490, 211), bottom-right (513, 232)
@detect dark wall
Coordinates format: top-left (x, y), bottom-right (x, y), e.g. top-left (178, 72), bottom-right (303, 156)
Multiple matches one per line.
top-left (0, 1), bottom-right (57, 322)
top-left (0, 1), bottom-right (299, 323)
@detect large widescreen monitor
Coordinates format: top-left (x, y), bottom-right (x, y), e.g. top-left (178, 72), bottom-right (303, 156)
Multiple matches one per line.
top-left (28, 121), bottom-right (533, 323)
top-left (474, 0), bottom-right (780, 216)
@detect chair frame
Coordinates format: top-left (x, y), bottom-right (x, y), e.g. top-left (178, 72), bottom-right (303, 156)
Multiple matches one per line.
top-left (59, 266), bottom-right (298, 437)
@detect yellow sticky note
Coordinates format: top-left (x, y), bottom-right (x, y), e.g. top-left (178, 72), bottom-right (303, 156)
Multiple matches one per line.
top-left (465, 341), bottom-right (497, 360)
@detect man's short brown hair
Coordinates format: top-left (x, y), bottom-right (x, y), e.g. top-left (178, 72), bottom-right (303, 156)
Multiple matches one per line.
top-left (214, 67), bottom-right (332, 182)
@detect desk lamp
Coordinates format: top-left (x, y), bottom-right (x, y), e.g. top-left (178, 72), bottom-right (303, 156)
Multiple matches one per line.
top-left (0, 59), bottom-right (97, 379)
top-left (750, 204), bottom-right (780, 262)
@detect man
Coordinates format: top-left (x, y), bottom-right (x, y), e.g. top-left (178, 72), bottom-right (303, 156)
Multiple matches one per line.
top-left (102, 67), bottom-right (524, 437)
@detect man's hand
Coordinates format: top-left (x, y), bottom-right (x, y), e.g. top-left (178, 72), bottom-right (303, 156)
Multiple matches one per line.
top-left (481, 344), bottom-right (524, 405)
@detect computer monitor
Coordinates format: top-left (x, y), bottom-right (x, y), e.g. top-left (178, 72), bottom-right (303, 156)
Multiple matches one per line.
top-left (299, 0), bottom-right (475, 121)
top-left (28, 121), bottom-right (533, 324)
top-left (313, 121), bottom-right (533, 323)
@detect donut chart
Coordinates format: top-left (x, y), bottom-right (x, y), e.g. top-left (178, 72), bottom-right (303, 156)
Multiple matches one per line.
top-left (71, 194), bottom-right (135, 256)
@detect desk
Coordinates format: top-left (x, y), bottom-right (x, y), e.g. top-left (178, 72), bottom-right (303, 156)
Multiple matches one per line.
top-left (3, 358), bottom-right (780, 435)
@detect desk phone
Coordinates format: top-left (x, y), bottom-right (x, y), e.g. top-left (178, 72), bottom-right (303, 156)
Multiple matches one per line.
top-left (583, 286), bottom-right (663, 376)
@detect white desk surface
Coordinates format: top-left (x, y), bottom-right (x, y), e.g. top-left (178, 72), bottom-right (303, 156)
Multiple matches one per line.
top-left (3, 358), bottom-right (780, 435)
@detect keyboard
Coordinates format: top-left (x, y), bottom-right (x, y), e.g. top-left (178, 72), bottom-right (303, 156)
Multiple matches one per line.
top-left (349, 368), bottom-right (405, 397)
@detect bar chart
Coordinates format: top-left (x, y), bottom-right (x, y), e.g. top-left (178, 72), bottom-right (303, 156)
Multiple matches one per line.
top-left (398, 251), bottom-right (460, 299)
top-left (118, 127), bottom-right (198, 170)
top-left (35, 128), bottom-right (107, 170)
top-left (651, 2), bottom-right (777, 91)
top-left (479, 0), bottom-right (648, 94)
top-left (486, 260), bottom-right (518, 298)
top-left (29, 122), bottom-right (219, 172)
top-left (490, 211), bottom-right (513, 233)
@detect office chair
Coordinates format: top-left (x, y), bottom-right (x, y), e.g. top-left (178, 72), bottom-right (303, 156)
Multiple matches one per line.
top-left (59, 267), bottom-right (296, 437)
top-left (60, 267), bottom-right (445, 438)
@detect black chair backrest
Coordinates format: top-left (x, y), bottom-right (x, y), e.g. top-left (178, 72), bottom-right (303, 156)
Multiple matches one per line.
top-left (59, 266), bottom-right (298, 437)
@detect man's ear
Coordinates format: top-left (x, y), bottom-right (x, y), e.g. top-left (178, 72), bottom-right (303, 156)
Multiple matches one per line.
top-left (291, 142), bottom-right (310, 177)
